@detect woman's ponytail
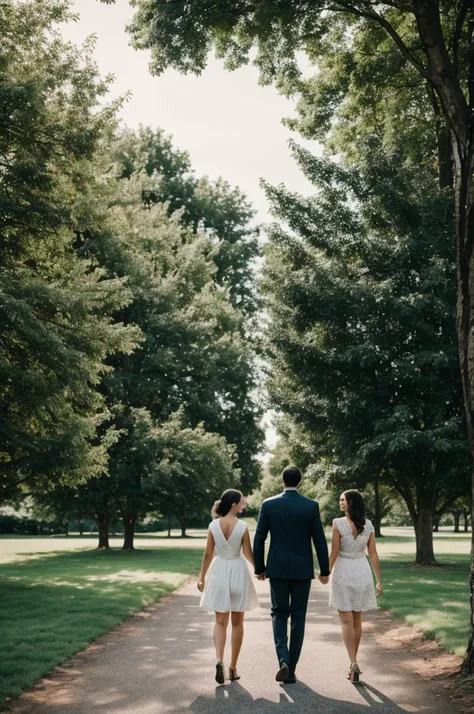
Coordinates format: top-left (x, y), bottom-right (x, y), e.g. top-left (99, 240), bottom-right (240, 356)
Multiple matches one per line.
top-left (211, 489), bottom-right (243, 518)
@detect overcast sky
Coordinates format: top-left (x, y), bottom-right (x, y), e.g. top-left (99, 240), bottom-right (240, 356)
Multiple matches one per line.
top-left (61, 0), bottom-right (320, 223)
top-left (61, 0), bottom-right (321, 454)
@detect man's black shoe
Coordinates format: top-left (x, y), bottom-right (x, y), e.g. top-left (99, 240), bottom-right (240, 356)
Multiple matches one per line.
top-left (276, 662), bottom-right (289, 682)
top-left (283, 675), bottom-right (296, 684)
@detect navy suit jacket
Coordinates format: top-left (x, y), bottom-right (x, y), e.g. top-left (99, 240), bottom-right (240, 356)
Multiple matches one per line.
top-left (253, 490), bottom-right (330, 580)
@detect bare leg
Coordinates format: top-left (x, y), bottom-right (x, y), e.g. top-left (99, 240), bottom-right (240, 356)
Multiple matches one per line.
top-left (230, 611), bottom-right (245, 669)
top-left (338, 610), bottom-right (357, 672)
top-left (353, 611), bottom-right (362, 657)
top-left (214, 611), bottom-right (229, 662)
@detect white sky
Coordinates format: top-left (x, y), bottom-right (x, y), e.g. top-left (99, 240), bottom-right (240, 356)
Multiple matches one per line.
top-left (61, 0), bottom-right (321, 454)
top-left (61, 0), bottom-right (319, 223)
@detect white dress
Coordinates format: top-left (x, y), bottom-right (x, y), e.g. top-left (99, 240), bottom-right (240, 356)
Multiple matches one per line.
top-left (329, 517), bottom-right (378, 612)
top-left (199, 519), bottom-right (259, 613)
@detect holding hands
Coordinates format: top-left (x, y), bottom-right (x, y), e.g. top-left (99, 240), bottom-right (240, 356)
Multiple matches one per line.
top-left (318, 575), bottom-right (329, 585)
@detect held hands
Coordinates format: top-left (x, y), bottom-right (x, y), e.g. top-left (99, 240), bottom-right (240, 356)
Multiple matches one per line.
top-left (318, 575), bottom-right (329, 585)
top-left (375, 582), bottom-right (383, 597)
top-left (197, 580), bottom-right (204, 592)
top-left (255, 571), bottom-right (266, 581)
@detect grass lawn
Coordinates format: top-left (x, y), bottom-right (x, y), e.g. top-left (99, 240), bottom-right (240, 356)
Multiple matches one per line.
top-left (0, 547), bottom-right (203, 705)
top-left (380, 553), bottom-right (470, 656)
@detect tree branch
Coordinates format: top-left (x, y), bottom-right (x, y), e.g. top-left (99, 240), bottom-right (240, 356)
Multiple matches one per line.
top-left (452, 0), bottom-right (469, 73)
top-left (329, 1), bottom-right (433, 80)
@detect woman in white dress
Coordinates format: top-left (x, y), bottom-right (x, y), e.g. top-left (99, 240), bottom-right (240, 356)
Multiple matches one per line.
top-left (329, 489), bottom-right (382, 682)
top-left (197, 489), bottom-right (259, 684)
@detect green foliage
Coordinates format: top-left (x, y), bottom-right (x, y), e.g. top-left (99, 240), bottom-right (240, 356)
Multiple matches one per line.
top-left (1, 2), bottom-right (264, 543)
top-left (262, 138), bottom-right (469, 555)
top-left (122, 0), bottom-right (472, 115)
top-left (143, 410), bottom-right (239, 528)
top-left (0, 0), bottom-right (139, 501)
top-left (110, 127), bottom-right (261, 317)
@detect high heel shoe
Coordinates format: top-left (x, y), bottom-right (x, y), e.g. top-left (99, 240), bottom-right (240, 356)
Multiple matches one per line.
top-left (349, 663), bottom-right (362, 683)
top-left (229, 666), bottom-right (240, 681)
top-left (215, 660), bottom-right (225, 685)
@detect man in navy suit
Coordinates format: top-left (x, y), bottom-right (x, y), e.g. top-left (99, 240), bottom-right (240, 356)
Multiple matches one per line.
top-left (253, 466), bottom-right (330, 684)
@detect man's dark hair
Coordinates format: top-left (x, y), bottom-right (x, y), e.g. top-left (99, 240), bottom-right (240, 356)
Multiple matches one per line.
top-left (282, 466), bottom-right (302, 488)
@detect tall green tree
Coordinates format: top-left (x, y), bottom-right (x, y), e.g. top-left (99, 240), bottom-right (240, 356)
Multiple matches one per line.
top-left (107, 132), bottom-right (264, 493)
top-left (110, 127), bottom-right (261, 317)
top-left (0, 0), bottom-right (139, 502)
top-left (78, 156), bottom-right (263, 547)
top-left (143, 411), bottom-right (239, 539)
top-left (263, 140), bottom-right (470, 565)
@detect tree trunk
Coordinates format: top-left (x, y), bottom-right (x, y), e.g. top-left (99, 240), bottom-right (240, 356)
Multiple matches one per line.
top-left (433, 518), bottom-right (440, 533)
top-left (453, 145), bottom-right (474, 674)
top-left (65, 520), bottom-right (69, 537)
top-left (463, 472), bottom-right (474, 674)
top-left (181, 520), bottom-right (187, 538)
top-left (454, 512), bottom-right (461, 533)
top-left (373, 480), bottom-right (383, 537)
top-left (79, 519), bottom-right (84, 537)
top-left (414, 494), bottom-right (438, 566)
top-left (167, 518), bottom-right (171, 538)
top-left (464, 512), bottom-right (471, 532)
top-left (122, 514), bottom-right (136, 551)
top-left (96, 498), bottom-right (110, 550)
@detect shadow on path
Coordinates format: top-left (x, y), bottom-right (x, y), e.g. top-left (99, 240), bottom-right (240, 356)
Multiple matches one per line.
top-left (190, 680), bottom-right (407, 713)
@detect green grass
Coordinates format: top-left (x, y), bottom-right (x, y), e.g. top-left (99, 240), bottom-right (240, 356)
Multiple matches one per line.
top-left (379, 553), bottom-right (470, 656)
top-left (0, 547), bottom-right (202, 705)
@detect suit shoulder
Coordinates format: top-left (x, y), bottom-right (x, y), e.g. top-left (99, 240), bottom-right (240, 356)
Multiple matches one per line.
top-left (262, 494), bottom-right (283, 506)
top-left (300, 495), bottom-right (320, 509)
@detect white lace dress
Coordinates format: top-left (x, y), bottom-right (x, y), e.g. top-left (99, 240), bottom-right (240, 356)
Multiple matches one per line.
top-left (329, 517), bottom-right (378, 612)
top-left (199, 519), bottom-right (259, 613)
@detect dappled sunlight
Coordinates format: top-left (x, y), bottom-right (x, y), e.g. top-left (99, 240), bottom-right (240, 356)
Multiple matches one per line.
top-left (442, 601), bottom-right (470, 610)
top-left (84, 569), bottom-right (186, 586)
top-left (30, 580), bottom-right (95, 589)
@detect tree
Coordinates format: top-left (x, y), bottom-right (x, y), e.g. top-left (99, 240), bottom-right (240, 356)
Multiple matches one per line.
top-left (78, 149), bottom-right (263, 549)
top-left (110, 129), bottom-right (265, 493)
top-left (144, 411), bottom-right (239, 538)
top-left (451, 496), bottom-right (472, 533)
top-left (0, 0), bottom-right (139, 503)
top-left (31, 487), bottom-right (90, 537)
top-left (117, 0), bottom-right (474, 672)
top-left (262, 140), bottom-right (470, 566)
top-left (110, 127), bottom-right (261, 318)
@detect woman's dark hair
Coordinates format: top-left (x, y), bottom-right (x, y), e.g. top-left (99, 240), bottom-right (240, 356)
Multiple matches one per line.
top-left (212, 489), bottom-right (243, 518)
top-left (344, 489), bottom-right (366, 535)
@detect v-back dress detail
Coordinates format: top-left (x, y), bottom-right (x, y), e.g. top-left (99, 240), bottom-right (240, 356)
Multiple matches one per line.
top-left (199, 519), bottom-right (259, 613)
top-left (329, 517), bottom-right (377, 612)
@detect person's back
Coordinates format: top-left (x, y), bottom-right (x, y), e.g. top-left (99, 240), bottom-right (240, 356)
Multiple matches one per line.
top-left (254, 490), bottom-right (328, 580)
top-left (253, 466), bottom-right (330, 684)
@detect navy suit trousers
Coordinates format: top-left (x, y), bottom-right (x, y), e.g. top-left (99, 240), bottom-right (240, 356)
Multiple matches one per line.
top-left (269, 578), bottom-right (312, 675)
